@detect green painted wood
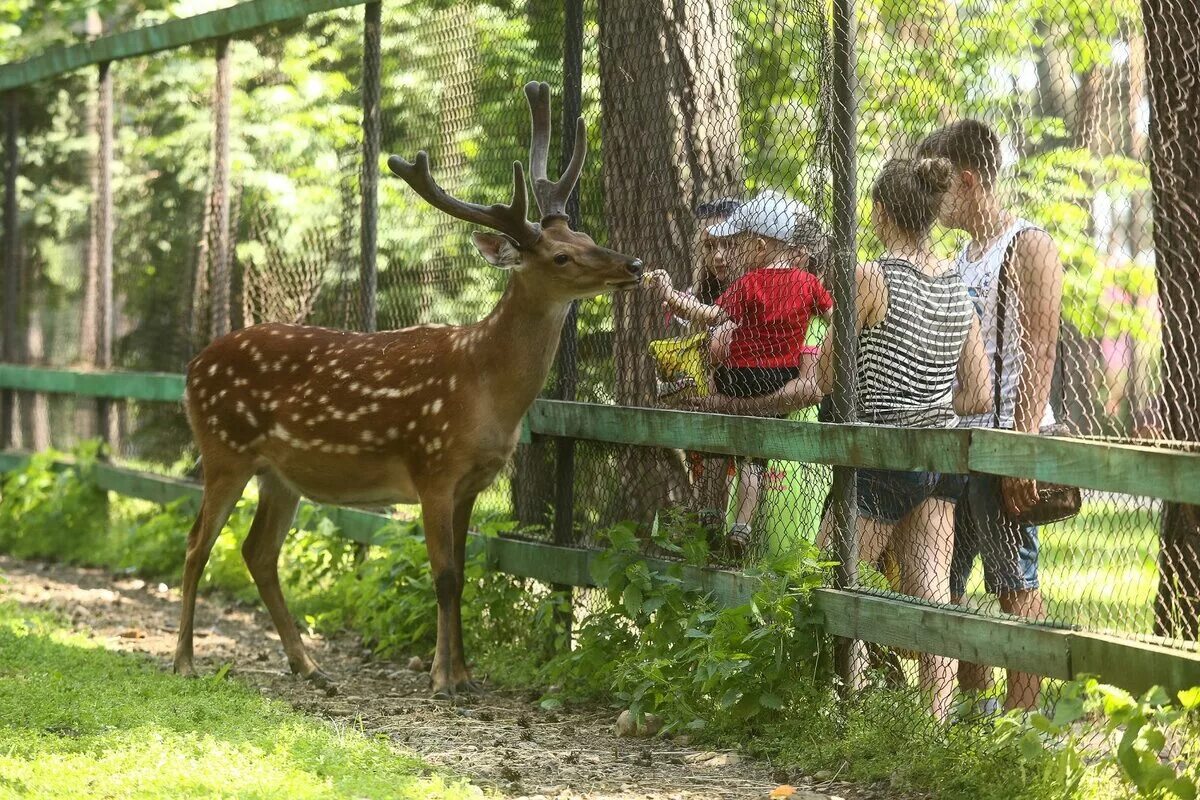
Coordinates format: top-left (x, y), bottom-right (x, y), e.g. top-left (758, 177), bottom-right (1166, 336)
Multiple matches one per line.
top-left (0, 0), bottom-right (367, 92)
top-left (0, 365), bottom-right (185, 402)
top-left (813, 588), bottom-right (1075, 679)
top-left (484, 536), bottom-right (595, 588)
top-left (971, 429), bottom-right (1200, 506)
top-left (0, 450), bottom-right (31, 473)
top-left (1070, 632), bottom-right (1200, 696)
top-left (528, 400), bottom-right (972, 473)
top-left (5, 364), bottom-right (1200, 503)
top-left (93, 463), bottom-right (201, 508)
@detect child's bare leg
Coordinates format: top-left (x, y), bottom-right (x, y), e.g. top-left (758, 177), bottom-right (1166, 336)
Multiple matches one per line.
top-left (894, 498), bottom-right (957, 722)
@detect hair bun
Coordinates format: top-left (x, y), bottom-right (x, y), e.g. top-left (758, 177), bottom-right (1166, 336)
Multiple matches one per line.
top-left (913, 157), bottom-right (954, 195)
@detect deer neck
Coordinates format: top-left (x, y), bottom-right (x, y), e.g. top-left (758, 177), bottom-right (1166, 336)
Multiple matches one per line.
top-left (474, 274), bottom-right (570, 426)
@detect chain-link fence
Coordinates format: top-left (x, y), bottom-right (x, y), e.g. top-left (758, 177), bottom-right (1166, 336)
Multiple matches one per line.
top-left (1, 0), bottom-right (1198, 728)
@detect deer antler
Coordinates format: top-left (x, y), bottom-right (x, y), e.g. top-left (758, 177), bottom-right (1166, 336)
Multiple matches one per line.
top-left (524, 81), bottom-right (586, 221)
top-left (387, 152), bottom-right (541, 247)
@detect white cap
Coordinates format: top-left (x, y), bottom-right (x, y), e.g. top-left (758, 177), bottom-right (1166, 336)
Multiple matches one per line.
top-left (706, 189), bottom-right (821, 246)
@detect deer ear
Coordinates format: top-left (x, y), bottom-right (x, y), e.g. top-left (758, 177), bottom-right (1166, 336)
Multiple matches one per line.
top-left (471, 231), bottom-right (523, 269)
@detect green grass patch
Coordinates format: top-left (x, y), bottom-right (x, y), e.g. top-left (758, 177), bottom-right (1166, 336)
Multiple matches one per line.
top-left (0, 599), bottom-right (483, 800)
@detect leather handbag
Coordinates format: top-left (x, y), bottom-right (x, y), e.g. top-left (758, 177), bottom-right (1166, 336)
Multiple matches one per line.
top-left (993, 232), bottom-right (1081, 526)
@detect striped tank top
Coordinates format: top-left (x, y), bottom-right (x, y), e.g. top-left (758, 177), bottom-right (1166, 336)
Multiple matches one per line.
top-left (855, 258), bottom-right (973, 428)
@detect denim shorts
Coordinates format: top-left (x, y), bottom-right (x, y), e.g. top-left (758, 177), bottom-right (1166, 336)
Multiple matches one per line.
top-left (856, 468), bottom-right (966, 525)
top-left (949, 473), bottom-right (1040, 597)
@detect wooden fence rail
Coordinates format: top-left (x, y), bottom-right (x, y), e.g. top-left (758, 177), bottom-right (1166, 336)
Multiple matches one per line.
top-left (2, 365), bottom-right (1200, 695)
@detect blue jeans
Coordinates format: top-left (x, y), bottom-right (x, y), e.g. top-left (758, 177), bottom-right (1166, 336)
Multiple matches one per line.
top-left (857, 468), bottom-right (966, 525)
top-left (949, 473), bottom-right (1040, 597)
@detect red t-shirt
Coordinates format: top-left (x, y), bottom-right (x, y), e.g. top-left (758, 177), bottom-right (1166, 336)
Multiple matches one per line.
top-left (715, 267), bottom-right (833, 368)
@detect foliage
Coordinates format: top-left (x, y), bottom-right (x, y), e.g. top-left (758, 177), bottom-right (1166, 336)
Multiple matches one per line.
top-left (0, 600), bottom-right (483, 799)
top-left (998, 680), bottom-right (1200, 800)
top-left (0, 444), bottom-right (108, 560)
top-left (3, 450), bottom-right (1200, 800)
top-left (544, 515), bottom-right (832, 734)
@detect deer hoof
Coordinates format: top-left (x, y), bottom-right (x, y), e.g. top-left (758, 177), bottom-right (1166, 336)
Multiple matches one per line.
top-left (455, 679), bottom-right (484, 696)
top-left (430, 686), bottom-right (455, 701)
top-left (173, 660), bottom-right (198, 679)
top-left (304, 668), bottom-right (336, 690)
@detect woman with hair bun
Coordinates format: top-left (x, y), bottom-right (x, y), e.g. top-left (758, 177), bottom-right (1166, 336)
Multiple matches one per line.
top-left (689, 156), bottom-right (991, 721)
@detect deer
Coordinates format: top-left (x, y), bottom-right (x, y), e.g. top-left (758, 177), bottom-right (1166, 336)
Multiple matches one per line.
top-left (173, 81), bottom-right (643, 698)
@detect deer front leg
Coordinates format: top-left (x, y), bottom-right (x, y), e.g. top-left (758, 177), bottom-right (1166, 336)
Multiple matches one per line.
top-left (451, 492), bottom-right (480, 693)
top-left (421, 492), bottom-right (462, 699)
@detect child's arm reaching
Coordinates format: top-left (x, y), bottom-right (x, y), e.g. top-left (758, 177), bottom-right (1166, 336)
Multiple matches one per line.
top-left (645, 270), bottom-right (729, 327)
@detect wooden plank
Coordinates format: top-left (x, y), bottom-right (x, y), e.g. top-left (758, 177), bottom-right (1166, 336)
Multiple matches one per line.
top-left (0, 0), bottom-right (367, 91)
top-left (484, 537), bottom-right (595, 587)
top-left (0, 450), bottom-right (31, 473)
top-left (0, 365), bottom-right (185, 402)
top-left (528, 400), bottom-right (972, 473)
top-left (5, 364), bottom-right (1200, 502)
top-left (971, 428), bottom-right (1200, 505)
top-left (1069, 632), bottom-right (1200, 696)
top-left (813, 588), bottom-right (1074, 680)
top-left (93, 463), bottom-right (201, 508)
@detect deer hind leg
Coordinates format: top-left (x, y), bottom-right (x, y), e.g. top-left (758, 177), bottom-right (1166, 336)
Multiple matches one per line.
top-left (421, 491), bottom-right (462, 699)
top-left (174, 462), bottom-right (253, 677)
top-left (450, 492), bottom-right (480, 694)
top-left (241, 471), bottom-right (330, 685)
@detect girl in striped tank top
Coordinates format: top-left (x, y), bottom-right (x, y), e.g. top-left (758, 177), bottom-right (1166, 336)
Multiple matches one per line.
top-left (818, 157), bottom-right (992, 721)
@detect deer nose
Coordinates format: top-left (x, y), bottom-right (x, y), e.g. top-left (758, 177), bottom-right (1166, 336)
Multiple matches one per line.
top-left (627, 259), bottom-right (644, 277)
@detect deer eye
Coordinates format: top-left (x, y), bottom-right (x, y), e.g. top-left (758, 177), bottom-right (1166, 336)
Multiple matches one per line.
top-left (554, 253), bottom-right (570, 266)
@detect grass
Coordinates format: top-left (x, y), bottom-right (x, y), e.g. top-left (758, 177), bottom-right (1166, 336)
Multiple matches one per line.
top-left (0, 598), bottom-right (484, 800)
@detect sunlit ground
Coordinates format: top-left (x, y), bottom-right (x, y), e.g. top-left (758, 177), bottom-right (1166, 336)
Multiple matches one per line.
top-left (0, 600), bottom-right (483, 800)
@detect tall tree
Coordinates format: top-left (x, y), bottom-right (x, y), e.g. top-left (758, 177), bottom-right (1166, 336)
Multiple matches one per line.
top-left (597, 0), bottom-right (743, 525)
top-left (1143, 0), bottom-right (1200, 638)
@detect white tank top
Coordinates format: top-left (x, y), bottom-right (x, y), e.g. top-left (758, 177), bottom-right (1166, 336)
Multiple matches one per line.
top-left (956, 218), bottom-right (1057, 430)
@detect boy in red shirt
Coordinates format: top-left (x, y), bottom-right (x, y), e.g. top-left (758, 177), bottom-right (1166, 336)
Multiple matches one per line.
top-left (647, 190), bottom-right (832, 557)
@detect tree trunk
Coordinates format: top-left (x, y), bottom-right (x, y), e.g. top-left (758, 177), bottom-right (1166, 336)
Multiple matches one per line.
top-left (598, 0), bottom-right (743, 528)
top-left (1143, 0), bottom-right (1200, 638)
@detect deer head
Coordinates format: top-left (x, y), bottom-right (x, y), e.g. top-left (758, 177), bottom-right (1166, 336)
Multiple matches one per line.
top-left (387, 81), bottom-right (643, 298)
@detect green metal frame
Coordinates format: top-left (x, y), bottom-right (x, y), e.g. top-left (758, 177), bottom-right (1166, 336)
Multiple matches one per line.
top-left (0, 0), bottom-right (370, 92)
top-left (3, 365), bottom-right (1200, 694)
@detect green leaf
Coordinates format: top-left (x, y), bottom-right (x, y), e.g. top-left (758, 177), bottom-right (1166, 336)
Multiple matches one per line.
top-left (759, 691), bottom-right (783, 710)
top-left (1019, 730), bottom-right (1045, 762)
top-left (1164, 777), bottom-right (1198, 800)
top-left (622, 583), bottom-right (643, 618)
top-left (1178, 687), bottom-right (1200, 710)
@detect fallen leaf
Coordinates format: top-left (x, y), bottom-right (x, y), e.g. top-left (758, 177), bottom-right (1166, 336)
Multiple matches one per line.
top-left (118, 628), bottom-right (146, 639)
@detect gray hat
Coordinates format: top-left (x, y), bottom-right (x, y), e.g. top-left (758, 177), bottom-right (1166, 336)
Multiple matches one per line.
top-left (706, 189), bottom-right (824, 247)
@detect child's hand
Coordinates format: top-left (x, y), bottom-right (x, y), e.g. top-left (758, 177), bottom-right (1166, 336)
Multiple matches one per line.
top-left (643, 269), bottom-right (674, 298)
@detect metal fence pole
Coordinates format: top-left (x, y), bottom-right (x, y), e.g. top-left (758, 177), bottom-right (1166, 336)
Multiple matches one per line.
top-left (552, 0), bottom-right (584, 548)
top-left (547, 0), bottom-right (585, 646)
top-left (359, 1), bottom-right (381, 333)
top-left (210, 37), bottom-right (233, 340)
top-left (829, 0), bottom-right (861, 692)
top-left (1, 93), bottom-right (18, 449)
top-left (96, 61), bottom-right (115, 448)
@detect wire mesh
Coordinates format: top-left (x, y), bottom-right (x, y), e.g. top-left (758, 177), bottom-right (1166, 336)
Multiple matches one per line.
top-left (0, 0), bottom-right (1198, 731)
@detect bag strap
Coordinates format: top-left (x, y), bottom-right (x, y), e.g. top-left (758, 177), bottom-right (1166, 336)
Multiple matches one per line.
top-left (992, 227), bottom-right (1065, 431)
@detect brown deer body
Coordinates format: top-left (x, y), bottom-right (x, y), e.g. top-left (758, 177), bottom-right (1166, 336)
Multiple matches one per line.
top-left (174, 82), bottom-right (642, 697)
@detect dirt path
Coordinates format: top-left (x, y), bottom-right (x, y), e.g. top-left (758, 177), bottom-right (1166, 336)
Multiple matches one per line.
top-left (0, 556), bottom-right (883, 800)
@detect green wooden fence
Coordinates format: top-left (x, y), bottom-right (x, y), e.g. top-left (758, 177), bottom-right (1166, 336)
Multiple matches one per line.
top-left (2, 364), bottom-right (1200, 696)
